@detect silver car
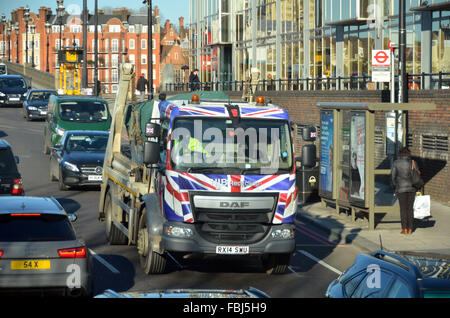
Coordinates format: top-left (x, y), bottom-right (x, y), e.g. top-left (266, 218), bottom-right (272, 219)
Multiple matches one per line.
top-left (0, 196), bottom-right (92, 297)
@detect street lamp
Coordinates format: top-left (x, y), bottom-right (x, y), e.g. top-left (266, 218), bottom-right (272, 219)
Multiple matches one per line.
top-left (1, 14), bottom-right (5, 59)
top-left (30, 24), bottom-right (35, 68)
top-left (24, 5), bottom-right (30, 65)
top-left (56, 0), bottom-right (65, 52)
top-left (6, 26), bottom-right (11, 62)
top-left (14, 23), bottom-right (18, 63)
top-left (45, 22), bottom-right (51, 72)
top-left (143, 0), bottom-right (153, 99)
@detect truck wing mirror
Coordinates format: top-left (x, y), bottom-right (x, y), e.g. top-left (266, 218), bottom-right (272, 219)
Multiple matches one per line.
top-left (145, 122), bottom-right (161, 138)
top-left (143, 141), bottom-right (160, 165)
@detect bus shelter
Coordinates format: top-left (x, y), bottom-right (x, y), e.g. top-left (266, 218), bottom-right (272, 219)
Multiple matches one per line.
top-left (317, 102), bottom-right (436, 230)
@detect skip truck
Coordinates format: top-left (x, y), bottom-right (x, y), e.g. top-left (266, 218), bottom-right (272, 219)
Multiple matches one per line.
top-left (99, 63), bottom-right (298, 275)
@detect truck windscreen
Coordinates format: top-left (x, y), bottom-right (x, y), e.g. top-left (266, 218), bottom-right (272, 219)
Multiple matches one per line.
top-left (170, 118), bottom-right (293, 175)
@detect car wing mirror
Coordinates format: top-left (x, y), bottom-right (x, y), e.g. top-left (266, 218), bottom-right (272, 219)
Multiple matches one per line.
top-left (68, 213), bottom-right (78, 222)
top-left (15, 156), bottom-right (19, 164)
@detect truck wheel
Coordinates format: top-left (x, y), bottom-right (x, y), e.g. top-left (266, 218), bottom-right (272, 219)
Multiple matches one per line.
top-left (262, 253), bottom-right (291, 275)
top-left (137, 210), bottom-right (167, 274)
top-left (104, 191), bottom-right (128, 245)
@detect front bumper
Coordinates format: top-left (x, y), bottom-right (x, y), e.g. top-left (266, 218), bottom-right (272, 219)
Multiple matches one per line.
top-left (61, 167), bottom-right (103, 187)
top-left (0, 96), bottom-right (25, 105)
top-left (26, 108), bottom-right (48, 119)
top-left (161, 222), bottom-right (296, 255)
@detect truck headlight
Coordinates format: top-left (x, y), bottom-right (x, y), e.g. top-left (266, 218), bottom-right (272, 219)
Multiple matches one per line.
top-left (63, 161), bottom-right (79, 172)
top-left (165, 225), bottom-right (193, 238)
top-left (271, 228), bottom-right (294, 239)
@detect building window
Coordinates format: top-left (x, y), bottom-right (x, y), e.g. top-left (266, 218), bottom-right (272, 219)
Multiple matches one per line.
top-left (109, 25), bottom-right (121, 33)
top-left (152, 39), bottom-right (156, 50)
top-left (141, 54), bottom-right (147, 64)
top-left (112, 69), bottom-right (119, 83)
top-left (129, 39), bottom-right (135, 50)
top-left (129, 54), bottom-right (135, 64)
top-left (129, 25), bottom-right (135, 33)
top-left (141, 39), bottom-right (147, 49)
top-left (112, 54), bottom-right (119, 67)
top-left (111, 39), bottom-right (119, 53)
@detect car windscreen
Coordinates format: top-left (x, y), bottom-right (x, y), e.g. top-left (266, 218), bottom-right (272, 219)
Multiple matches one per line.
top-left (65, 134), bottom-right (109, 152)
top-left (0, 148), bottom-right (19, 174)
top-left (0, 214), bottom-right (76, 242)
top-left (0, 77), bottom-right (27, 89)
top-left (29, 91), bottom-right (54, 102)
top-left (59, 101), bottom-right (109, 122)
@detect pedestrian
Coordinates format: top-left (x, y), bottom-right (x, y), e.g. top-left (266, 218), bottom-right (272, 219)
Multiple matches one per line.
top-left (391, 147), bottom-right (421, 235)
top-left (189, 69), bottom-right (200, 91)
top-left (137, 73), bottom-right (148, 102)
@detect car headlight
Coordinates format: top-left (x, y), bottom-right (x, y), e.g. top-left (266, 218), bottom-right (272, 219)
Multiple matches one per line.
top-left (56, 126), bottom-right (65, 136)
top-left (63, 161), bottom-right (79, 172)
top-left (23, 92), bottom-right (28, 97)
top-left (27, 106), bottom-right (38, 110)
top-left (0, 92), bottom-right (5, 96)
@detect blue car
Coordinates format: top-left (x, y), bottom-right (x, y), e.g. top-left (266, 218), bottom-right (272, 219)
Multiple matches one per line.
top-left (326, 250), bottom-right (450, 298)
top-left (22, 89), bottom-right (57, 121)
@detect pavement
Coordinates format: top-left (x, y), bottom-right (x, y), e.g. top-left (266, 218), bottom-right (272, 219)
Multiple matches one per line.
top-left (296, 199), bottom-right (450, 255)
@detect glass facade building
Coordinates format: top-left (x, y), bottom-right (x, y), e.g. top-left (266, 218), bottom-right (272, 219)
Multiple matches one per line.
top-left (189, 0), bottom-right (450, 89)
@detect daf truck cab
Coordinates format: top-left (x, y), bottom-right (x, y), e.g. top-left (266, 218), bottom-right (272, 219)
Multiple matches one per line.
top-left (99, 64), bottom-right (298, 275)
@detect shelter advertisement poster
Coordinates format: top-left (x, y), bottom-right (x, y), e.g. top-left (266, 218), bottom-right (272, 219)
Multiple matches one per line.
top-left (350, 113), bottom-right (365, 203)
top-left (319, 111), bottom-right (334, 197)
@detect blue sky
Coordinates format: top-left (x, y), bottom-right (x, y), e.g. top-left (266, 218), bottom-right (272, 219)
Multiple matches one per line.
top-left (0, 0), bottom-right (189, 26)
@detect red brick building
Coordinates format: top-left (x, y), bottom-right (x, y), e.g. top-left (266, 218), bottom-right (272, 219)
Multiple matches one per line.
top-left (3, 6), bottom-right (161, 94)
top-left (160, 19), bottom-right (189, 88)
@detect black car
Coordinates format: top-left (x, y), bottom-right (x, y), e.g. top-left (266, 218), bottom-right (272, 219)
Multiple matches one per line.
top-left (49, 130), bottom-right (109, 190)
top-left (22, 89), bottom-right (57, 121)
top-left (0, 139), bottom-right (23, 196)
top-left (326, 250), bottom-right (450, 298)
top-left (0, 75), bottom-right (30, 107)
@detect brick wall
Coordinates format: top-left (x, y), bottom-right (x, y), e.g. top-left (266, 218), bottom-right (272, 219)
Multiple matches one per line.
top-left (218, 89), bottom-right (449, 206)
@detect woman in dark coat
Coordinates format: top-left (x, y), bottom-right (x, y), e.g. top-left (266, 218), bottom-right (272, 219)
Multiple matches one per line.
top-left (391, 147), bottom-right (419, 234)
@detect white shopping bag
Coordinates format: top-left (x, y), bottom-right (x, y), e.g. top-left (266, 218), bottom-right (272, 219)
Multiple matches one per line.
top-left (413, 195), bottom-right (431, 219)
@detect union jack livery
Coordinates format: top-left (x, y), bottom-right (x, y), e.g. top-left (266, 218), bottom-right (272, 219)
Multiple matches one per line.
top-left (100, 70), bottom-right (298, 276)
top-left (152, 94), bottom-right (297, 274)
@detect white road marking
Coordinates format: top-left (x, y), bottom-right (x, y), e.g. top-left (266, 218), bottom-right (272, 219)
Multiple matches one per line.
top-left (297, 250), bottom-right (343, 275)
top-left (89, 249), bottom-right (120, 274)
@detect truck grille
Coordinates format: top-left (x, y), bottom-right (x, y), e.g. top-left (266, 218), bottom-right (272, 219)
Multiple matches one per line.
top-left (191, 193), bottom-right (277, 244)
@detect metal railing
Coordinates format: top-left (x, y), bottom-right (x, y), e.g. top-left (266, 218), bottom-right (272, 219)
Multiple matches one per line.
top-left (166, 72), bottom-right (450, 92)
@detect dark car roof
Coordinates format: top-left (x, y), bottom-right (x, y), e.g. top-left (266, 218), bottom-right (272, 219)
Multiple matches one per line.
top-left (0, 138), bottom-right (12, 149)
top-left (0, 196), bottom-right (64, 215)
top-left (0, 75), bottom-right (25, 79)
top-left (54, 95), bottom-right (107, 102)
top-left (28, 89), bottom-right (57, 93)
top-left (65, 130), bottom-right (110, 136)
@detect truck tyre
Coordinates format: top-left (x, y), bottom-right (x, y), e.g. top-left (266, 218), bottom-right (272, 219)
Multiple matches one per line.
top-left (262, 253), bottom-right (291, 275)
top-left (104, 191), bottom-right (128, 245)
top-left (137, 210), bottom-right (167, 274)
